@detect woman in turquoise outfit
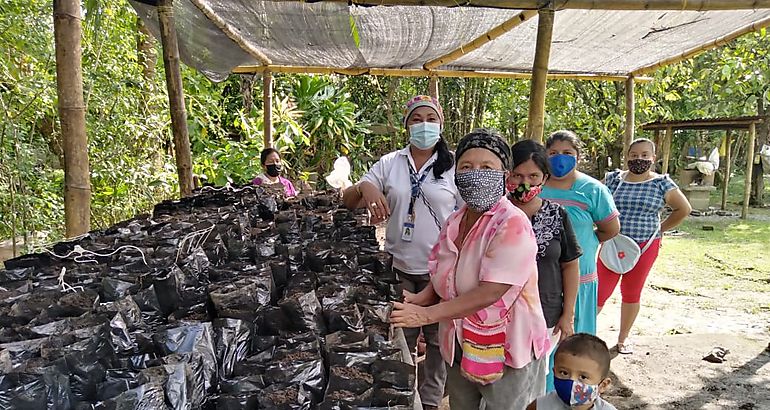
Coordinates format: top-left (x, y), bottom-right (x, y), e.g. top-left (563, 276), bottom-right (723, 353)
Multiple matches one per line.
top-left (540, 130), bottom-right (620, 337)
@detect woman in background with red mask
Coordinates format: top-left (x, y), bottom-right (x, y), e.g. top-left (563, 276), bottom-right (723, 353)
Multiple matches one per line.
top-left (507, 139), bottom-right (582, 392)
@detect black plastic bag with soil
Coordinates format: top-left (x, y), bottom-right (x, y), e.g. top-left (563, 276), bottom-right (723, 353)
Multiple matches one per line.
top-left (100, 277), bottom-right (139, 303)
top-left (324, 303), bottom-right (363, 334)
top-left (45, 326), bottom-right (119, 404)
top-left (91, 381), bottom-right (166, 410)
top-left (264, 357), bottom-right (325, 404)
top-left (209, 276), bottom-right (273, 322)
top-left (318, 387), bottom-right (374, 410)
top-left (210, 392), bottom-right (260, 409)
top-left (213, 318), bottom-right (253, 379)
top-left (278, 289), bottom-right (325, 335)
top-left (372, 359), bottom-right (415, 391)
top-left (258, 384), bottom-right (312, 410)
top-left (0, 371), bottom-right (72, 409)
top-left (132, 285), bottom-right (165, 328)
top-left (153, 322), bottom-right (218, 398)
top-left (326, 365), bottom-right (373, 395)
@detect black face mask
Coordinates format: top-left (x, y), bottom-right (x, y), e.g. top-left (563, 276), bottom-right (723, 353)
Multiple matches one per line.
top-left (266, 164), bottom-right (282, 178)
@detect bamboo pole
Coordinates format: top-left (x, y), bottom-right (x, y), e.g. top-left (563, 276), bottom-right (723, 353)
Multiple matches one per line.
top-left (423, 10), bottom-right (538, 70)
top-left (428, 76), bottom-right (440, 99)
top-left (632, 16), bottom-right (770, 76)
top-left (721, 130), bottom-right (732, 210)
top-left (188, 0), bottom-right (271, 65)
top-left (158, 0), bottom-right (194, 197)
top-left (661, 126), bottom-right (673, 174)
top-left (525, 7), bottom-right (554, 142)
top-left (232, 65), bottom-right (653, 82)
top-left (263, 70), bottom-right (273, 148)
top-left (271, 0), bottom-right (770, 11)
top-left (623, 76), bottom-right (635, 164)
top-left (54, 0), bottom-right (91, 237)
top-left (742, 123), bottom-right (756, 219)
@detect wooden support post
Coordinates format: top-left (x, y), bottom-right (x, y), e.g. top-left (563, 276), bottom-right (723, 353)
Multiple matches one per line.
top-left (263, 70), bottom-right (273, 148)
top-left (742, 123), bottom-right (756, 219)
top-left (428, 76), bottom-right (440, 99)
top-left (721, 130), bottom-right (732, 210)
top-left (525, 7), bottom-right (555, 142)
top-left (54, 0), bottom-right (91, 236)
top-left (623, 76), bottom-right (635, 165)
top-left (661, 126), bottom-right (673, 175)
top-left (653, 129), bottom-right (661, 159)
top-left (158, 0), bottom-right (194, 197)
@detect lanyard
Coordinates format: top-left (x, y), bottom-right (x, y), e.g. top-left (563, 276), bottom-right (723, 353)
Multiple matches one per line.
top-left (407, 160), bottom-right (434, 217)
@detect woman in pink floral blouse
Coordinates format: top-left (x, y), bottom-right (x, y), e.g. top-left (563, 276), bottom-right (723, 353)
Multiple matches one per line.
top-left (391, 129), bottom-right (550, 410)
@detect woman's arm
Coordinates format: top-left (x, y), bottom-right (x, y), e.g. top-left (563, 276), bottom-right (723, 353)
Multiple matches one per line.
top-left (556, 259), bottom-right (579, 340)
top-left (342, 181), bottom-right (390, 222)
top-left (403, 282), bottom-right (440, 307)
top-left (391, 282), bottom-right (512, 328)
top-left (595, 217), bottom-right (620, 242)
top-left (661, 188), bottom-right (691, 232)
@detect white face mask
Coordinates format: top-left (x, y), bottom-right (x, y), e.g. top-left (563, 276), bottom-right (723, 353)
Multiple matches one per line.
top-left (409, 122), bottom-right (441, 150)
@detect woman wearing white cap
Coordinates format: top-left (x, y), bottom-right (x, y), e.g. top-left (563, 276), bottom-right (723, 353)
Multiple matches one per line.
top-left (343, 95), bottom-right (462, 410)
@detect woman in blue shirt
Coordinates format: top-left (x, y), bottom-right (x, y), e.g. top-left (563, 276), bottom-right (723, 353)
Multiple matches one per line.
top-left (540, 130), bottom-right (620, 337)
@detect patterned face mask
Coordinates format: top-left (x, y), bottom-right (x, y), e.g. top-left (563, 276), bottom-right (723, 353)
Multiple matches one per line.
top-left (628, 158), bottom-right (653, 174)
top-left (508, 183), bottom-right (543, 203)
top-left (554, 377), bottom-right (600, 407)
top-left (455, 169), bottom-right (506, 212)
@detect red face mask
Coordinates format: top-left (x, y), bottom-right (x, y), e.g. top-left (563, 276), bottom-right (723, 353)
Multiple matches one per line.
top-left (507, 183), bottom-right (543, 203)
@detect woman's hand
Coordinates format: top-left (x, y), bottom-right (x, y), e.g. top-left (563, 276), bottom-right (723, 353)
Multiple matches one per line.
top-left (555, 313), bottom-right (575, 343)
top-left (358, 182), bottom-right (390, 223)
top-left (390, 302), bottom-right (433, 328)
top-left (403, 286), bottom-right (439, 307)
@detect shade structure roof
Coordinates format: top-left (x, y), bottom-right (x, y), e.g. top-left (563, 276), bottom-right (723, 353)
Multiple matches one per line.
top-left (130, 1), bottom-right (770, 81)
top-left (641, 116), bottom-right (765, 131)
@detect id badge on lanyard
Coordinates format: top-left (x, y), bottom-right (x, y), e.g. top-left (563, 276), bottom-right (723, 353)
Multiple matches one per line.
top-left (402, 161), bottom-right (433, 242)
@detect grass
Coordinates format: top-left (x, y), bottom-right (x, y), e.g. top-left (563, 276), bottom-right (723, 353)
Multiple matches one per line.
top-left (651, 174), bottom-right (770, 314)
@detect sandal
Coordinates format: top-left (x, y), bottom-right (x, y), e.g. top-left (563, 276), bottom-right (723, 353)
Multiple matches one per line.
top-left (616, 342), bottom-right (634, 355)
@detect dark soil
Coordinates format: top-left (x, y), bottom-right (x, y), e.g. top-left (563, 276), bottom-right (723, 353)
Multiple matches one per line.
top-left (330, 366), bottom-right (373, 384)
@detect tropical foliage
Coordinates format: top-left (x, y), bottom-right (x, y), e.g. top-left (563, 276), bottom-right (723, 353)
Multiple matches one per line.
top-left (1, 0), bottom-right (768, 249)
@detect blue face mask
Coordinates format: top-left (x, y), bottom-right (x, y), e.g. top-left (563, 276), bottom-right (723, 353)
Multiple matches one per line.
top-left (409, 122), bottom-right (441, 150)
top-left (554, 377), bottom-right (600, 407)
top-left (549, 154), bottom-right (577, 178)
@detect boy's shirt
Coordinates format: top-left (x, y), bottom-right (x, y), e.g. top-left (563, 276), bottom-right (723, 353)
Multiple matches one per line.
top-left (536, 391), bottom-right (618, 410)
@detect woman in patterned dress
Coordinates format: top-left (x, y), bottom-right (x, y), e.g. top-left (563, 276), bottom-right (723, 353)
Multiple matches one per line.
top-left (598, 138), bottom-right (691, 354)
top-left (507, 139), bottom-right (582, 392)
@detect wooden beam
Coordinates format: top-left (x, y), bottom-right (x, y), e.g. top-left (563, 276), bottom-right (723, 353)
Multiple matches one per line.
top-left (263, 70), bottom-right (273, 148)
top-left (54, 0), bottom-right (91, 236)
top-left (232, 65), bottom-right (653, 82)
top-left (525, 7), bottom-right (554, 142)
top-left (661, 126), bottom-right (673, 174)
top-left (742, 123), bottom-right (756, 219)
top-left (428, 76), bottom-right (440, 99)
top-left (271, 0), bottom-right (770, 11)
top-left (423, 10), bottom-right (538, 70)
top-left (721, 130), bottom-right (732, 210)
top-left (158, 0), bottom-right (194, 197)
top-left (653, 128), bottom-right (661, 162)
top-left (623, 75), bottom-right (635, 163)
top-left (632, 16), bottom-right (770, 76)
top-left (188, 0), bottom-right (271, 65)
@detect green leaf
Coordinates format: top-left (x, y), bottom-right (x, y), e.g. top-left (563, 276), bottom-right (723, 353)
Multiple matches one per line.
top-left (349, 14), bottom-right (360, 48)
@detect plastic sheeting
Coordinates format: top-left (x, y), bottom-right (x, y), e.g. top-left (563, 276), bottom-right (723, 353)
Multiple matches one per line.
top-left (129, 0), bottom-right (770, 81)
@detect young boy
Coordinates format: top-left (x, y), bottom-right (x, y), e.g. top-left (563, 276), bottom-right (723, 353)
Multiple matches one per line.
top-left (527, 333), bottom-right (617, 409)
